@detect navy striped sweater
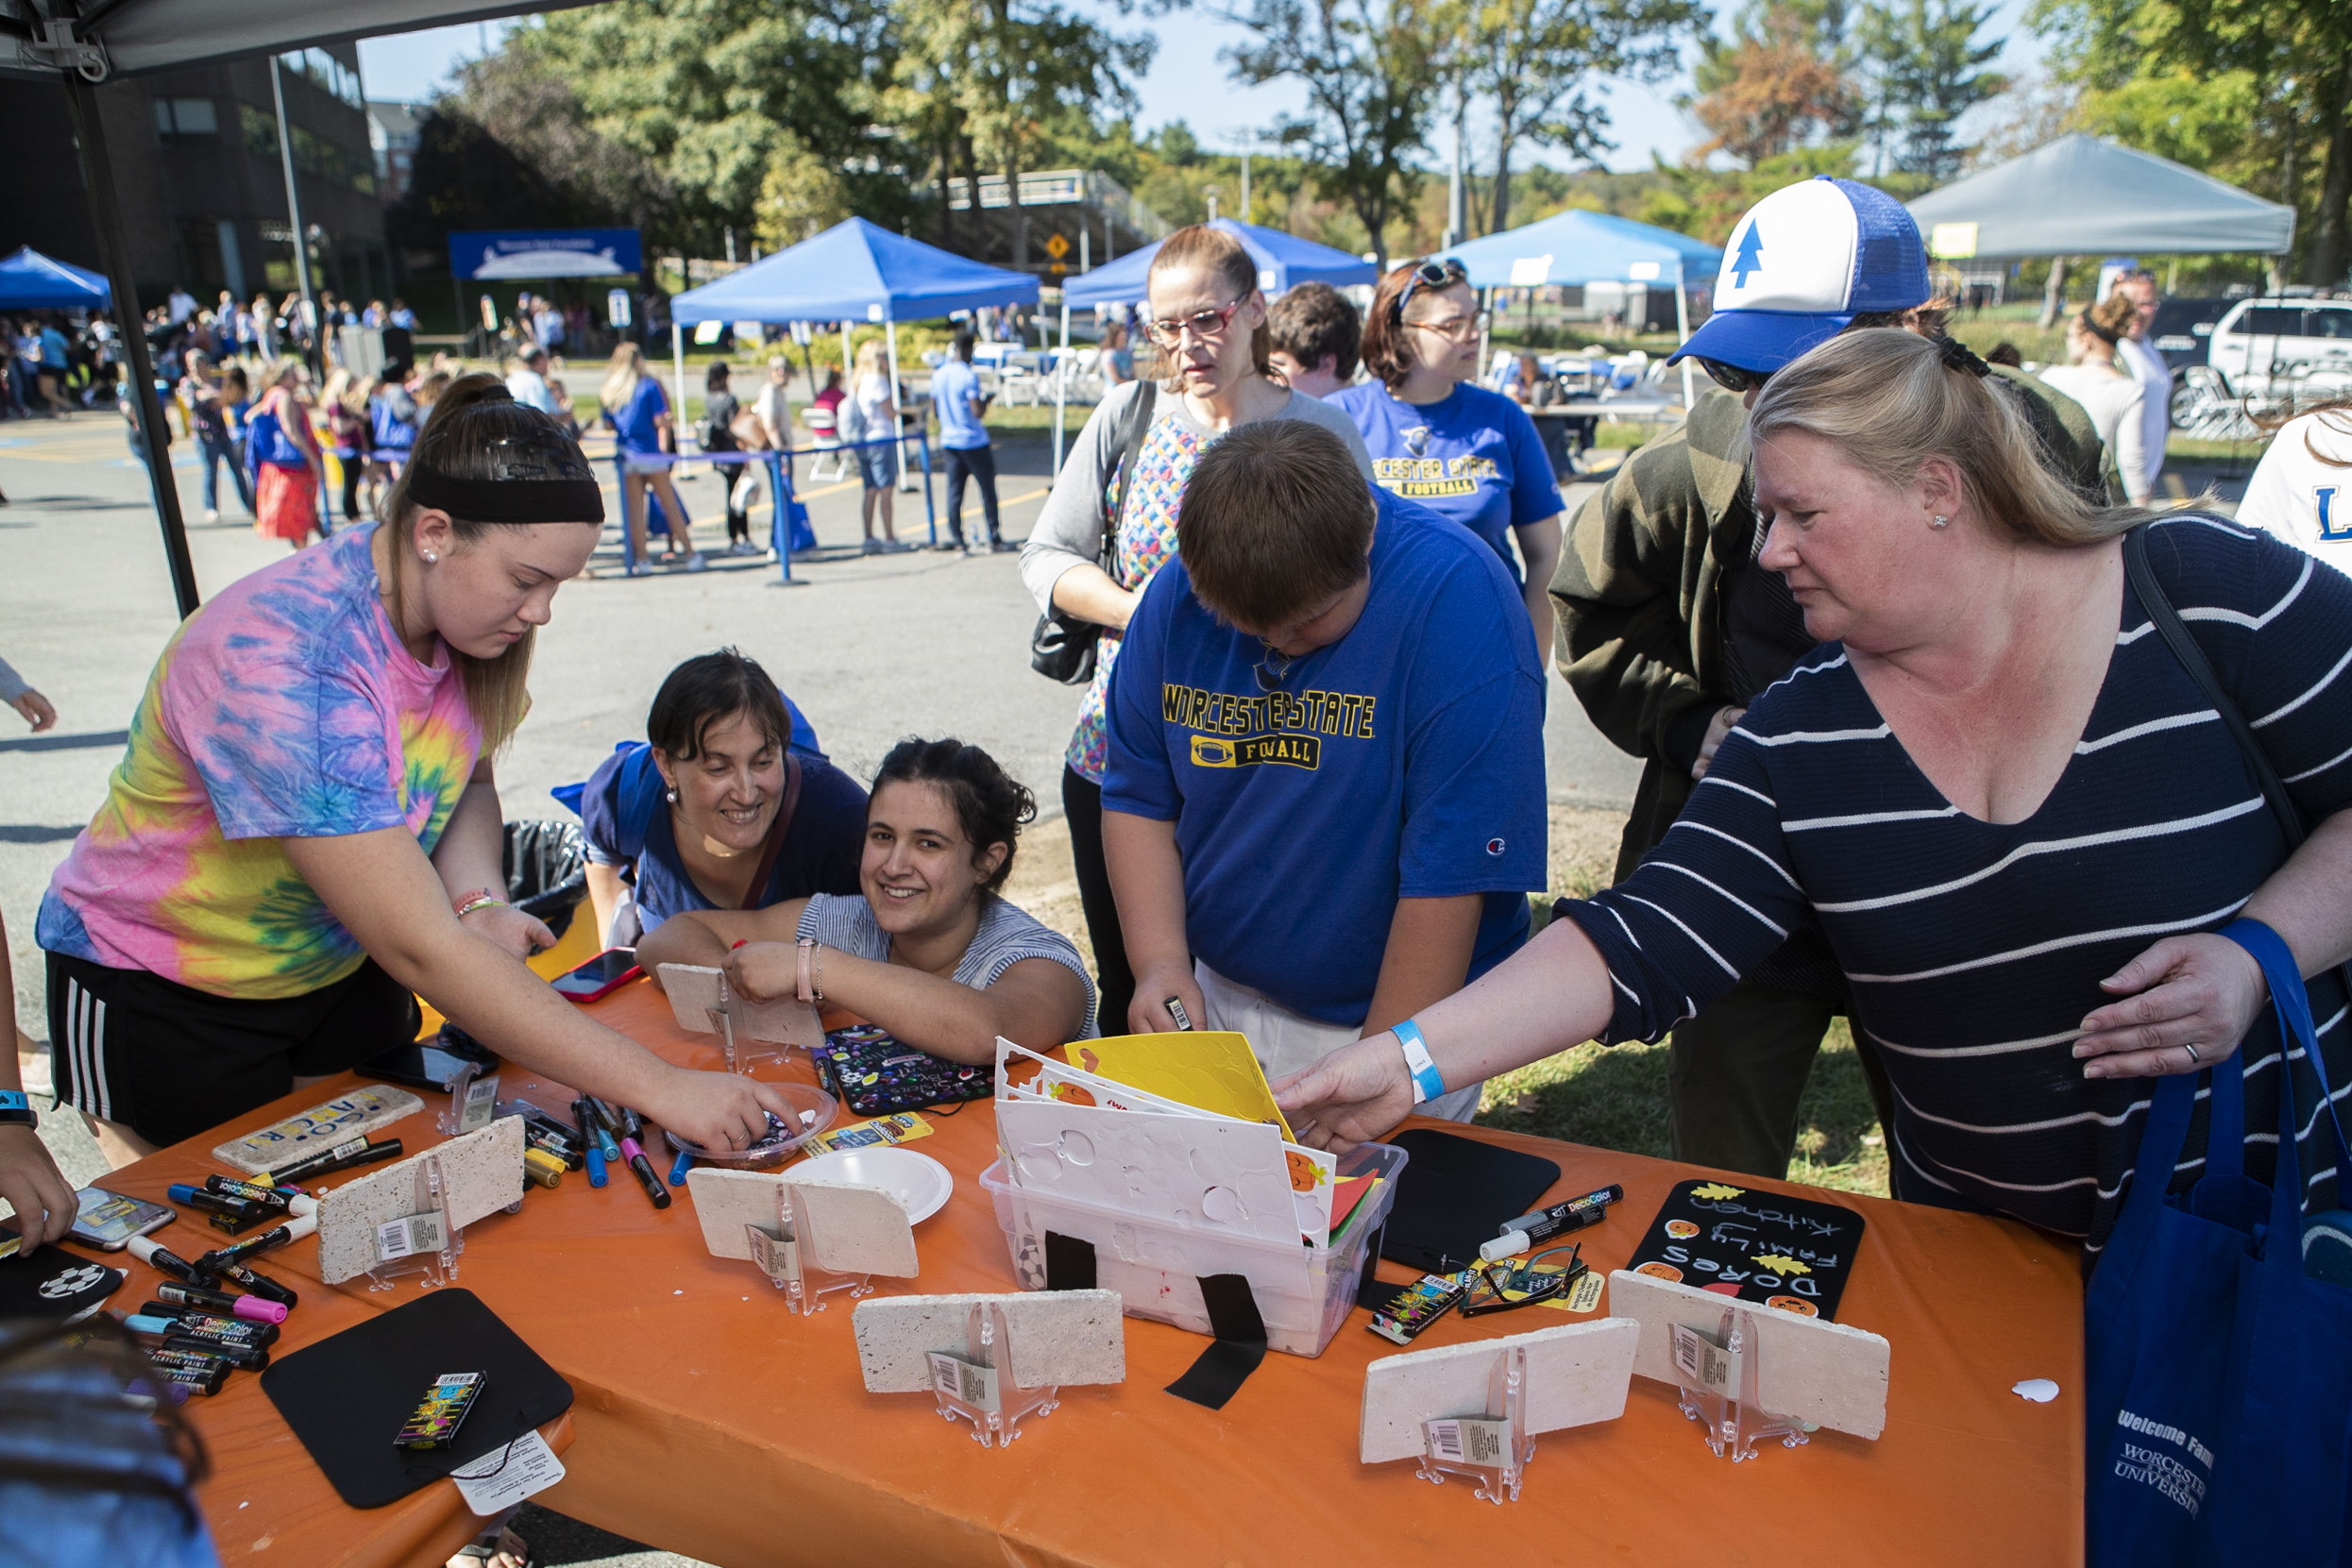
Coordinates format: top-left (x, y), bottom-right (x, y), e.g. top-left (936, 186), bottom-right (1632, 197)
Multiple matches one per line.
top-left (1563, 514), bottom-right (2352, 1252)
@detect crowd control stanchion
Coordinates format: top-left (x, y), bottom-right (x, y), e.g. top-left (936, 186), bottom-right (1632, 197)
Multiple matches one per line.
top-left (767, 450), bottom-right (805, 589)
top-left (918, 430), bottom-right (938, 548)
top-left (610, 451), bottom-right (639, 575)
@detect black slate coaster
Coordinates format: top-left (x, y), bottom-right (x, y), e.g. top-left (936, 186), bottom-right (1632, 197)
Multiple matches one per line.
top-left (1623, 1178), bottom-right (1867, 1322)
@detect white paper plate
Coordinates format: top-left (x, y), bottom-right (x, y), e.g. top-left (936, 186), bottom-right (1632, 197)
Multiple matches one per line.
top-left (792, 1147), bottom-right (954, 1223)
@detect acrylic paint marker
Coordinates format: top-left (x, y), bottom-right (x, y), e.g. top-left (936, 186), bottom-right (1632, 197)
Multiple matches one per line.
top-left (204, 1176), bottom-right (295, 1215)
top-left (147, 1279), bottom-right (288, 1325)
top-left (209, 1261), bottom-right (297, 1309)
top-left (123, 1317), bottom-right (270, 1371)
top-left (195, 1211), bottom-right (316, 1276)
top-left (168, 1183), bottom-right (272, 1228)
top-left (1480, 1184), bottom-right (1627, 1263)
top-left (126, 1234), bottom-right (206, 1285)
top-left (134, 1305), bottom-right (280, 1349)
top-left (593, 1099), bottom-right (671, 1209)
top-left (127, 1375), bottom-right (194, 1408)
top-left (257, 1136), bottom-right (402, 1188)
top-left (573, 1097), bottom-right (616, 1187)
top-left (144, 1350), bottom-right (230, 1396)
top-left (668, 1146), bottom-right (694, 1187)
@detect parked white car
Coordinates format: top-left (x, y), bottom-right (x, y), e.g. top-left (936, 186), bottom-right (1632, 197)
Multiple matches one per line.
top-left (2205, 298), bottom-right (2352, 397)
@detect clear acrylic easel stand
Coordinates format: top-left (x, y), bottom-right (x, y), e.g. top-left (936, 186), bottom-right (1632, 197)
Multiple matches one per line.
top-left (704, 973), bottom-right (749, 1075)
top-left (934, 1300), bottom-right (1059, 1449)
top-left (747, 1184), bottom-right (872, 1316)
top-left (365, 1152), bottom-right (463, 1292)
top-left (1416, 1342), bottom-right (1535, 1503)
top-left (436, 1061), bottom-right (499, 1136)
top-left (1676, 1306), bottom-right (1811, 1462)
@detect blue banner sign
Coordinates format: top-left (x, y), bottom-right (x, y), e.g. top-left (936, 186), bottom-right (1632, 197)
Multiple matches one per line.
top-left (448, 228), bottom-right (643, 281)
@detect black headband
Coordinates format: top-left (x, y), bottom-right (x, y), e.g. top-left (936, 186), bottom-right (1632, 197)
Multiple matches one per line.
top-left (406, 466), bottom-right (605, 525)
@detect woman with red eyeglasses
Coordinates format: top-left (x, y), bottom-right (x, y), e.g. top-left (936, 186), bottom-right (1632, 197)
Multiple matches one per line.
top-left (1020, 223), bottom-right (1373, 1030)
top-left (1332, 259), bottom-right (1563, 652)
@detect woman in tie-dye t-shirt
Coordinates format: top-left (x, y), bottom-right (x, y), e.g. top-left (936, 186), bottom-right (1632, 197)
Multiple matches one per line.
top-left (35, 376), bottom-right (812, 1170)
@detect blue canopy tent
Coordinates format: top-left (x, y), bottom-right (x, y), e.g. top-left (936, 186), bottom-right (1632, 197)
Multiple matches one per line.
top-left (670, 217), bottom-right (1041, 483)
top-left (0, 246), bottom-right (112, 310)
top-left (1438, 210), bottom-right (1723, 406)
top-left (1060, 217), bottom-right (1378, 310)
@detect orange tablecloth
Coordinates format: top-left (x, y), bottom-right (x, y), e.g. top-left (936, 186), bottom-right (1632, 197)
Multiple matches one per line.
top-left (107, 980), bottom-right (2084, 1567)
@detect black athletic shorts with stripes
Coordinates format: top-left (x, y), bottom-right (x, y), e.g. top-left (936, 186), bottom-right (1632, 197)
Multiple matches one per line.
top-left (47, 950), bottom-right (420, 1149)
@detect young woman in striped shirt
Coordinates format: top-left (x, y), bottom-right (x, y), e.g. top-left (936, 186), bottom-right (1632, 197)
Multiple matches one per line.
top-left (1278, 329), bottom-right (2352, 1256)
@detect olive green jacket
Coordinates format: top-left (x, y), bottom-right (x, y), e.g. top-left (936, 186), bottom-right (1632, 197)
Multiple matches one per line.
top-left (1550, 371), bottom-right (2116, 881)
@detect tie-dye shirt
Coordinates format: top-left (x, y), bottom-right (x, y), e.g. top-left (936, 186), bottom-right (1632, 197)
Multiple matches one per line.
top-left (39, 524), bottom-right (482, 999)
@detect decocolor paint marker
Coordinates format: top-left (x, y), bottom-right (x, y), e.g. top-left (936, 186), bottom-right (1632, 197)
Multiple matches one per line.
top-left (597, 1100), bottom-right (671, 1209)
top-left (145, 1351), bottom-right (230, 1396)
top-left (168, 1183), bottom-right (271, 1228)
top-left (668, 1146), bottom-right (694, 1187)
top-left (123, 1317), bottom-right (269, 1371)
top-left (521, 1148), bottom-right (566, 1189)
top-left (147, 1280), bottom-right (287, 1325)
top-left (209, 1261), bottom-right (297, 1309)
top-left (126, 1234), bottom-right (204, 1285)
top-left (195, 1211), bottom-right (316, 1276)
top-left (134, 1305), bottom-right (280, 1349)
top-left (204, 1175), bottom-right (295, 1215)
top-left (573, 1097), bottom-right (615, 1187)
top-left (1479, 1184), bottom-right (1627, 1264)
top-left (257, 1136), bottom-right (402, 1188)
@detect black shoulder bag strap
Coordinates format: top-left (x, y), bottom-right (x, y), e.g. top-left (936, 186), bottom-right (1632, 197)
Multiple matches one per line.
top-left (1101, 380), bottom-right (1159, 571)
top-left (1028, 381), bottom-right (1159, 685)
top-left (2121, 520), bottom-right (2307, 850)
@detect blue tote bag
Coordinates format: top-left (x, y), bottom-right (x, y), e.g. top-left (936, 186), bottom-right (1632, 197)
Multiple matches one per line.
top-left (2085, 918), bottom-right (2352, 1564)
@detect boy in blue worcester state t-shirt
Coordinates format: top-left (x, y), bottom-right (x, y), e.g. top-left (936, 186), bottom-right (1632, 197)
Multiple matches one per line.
top-left (1102, 421), bottom-right (1546, 1121)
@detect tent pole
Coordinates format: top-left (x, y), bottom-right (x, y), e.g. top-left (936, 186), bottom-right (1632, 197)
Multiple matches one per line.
top-left (670, 321), bottom-right (688, 471)
top-left (885, 317), bottom-right (906, 489)
top-left (63, 74), bottom-right (199, 616)
top-left (1675, 261), bottom-right (1695, 413)
top-left (1053, 301), bottom-right (1070, 476)
top-left (268, 57), bottom-right (319, 376)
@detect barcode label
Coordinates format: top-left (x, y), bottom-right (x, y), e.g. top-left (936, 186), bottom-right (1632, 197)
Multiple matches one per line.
top-left (928, 1352), bottom-right (1002, 1413)
top-left (1670, 1322), bottom-right (1738, 1392)
top-left (458, 1074), bottom-right (500, 1134)
top-left (376, 1212), bottom-right (446, 1262)
top-left (1425, 1417), bottom-right (1512, 1465)
top-left (745, 1223), bottom-right (799, 1284)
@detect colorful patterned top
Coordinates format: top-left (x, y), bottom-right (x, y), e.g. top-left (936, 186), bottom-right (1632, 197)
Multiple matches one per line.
top-left (39, 524), bottom-right (483, 999)
top-left (1018, 380), bottom-right (1375, 784)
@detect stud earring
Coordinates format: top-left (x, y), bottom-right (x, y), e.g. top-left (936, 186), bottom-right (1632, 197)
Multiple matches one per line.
top-left (665, 786), bottom-right (678, 803)
top-left (1929, 514), bottom-right (1951, 530)
top-left (422, 549), bottom-right (438, 562)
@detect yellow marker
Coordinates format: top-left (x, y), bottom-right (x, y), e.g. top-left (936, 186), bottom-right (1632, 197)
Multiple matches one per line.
top-left (523, 1148), bottom-right (566, 1189)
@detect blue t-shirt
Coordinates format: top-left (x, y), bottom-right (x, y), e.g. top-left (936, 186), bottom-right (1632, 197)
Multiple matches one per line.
top-left (930, 360), bottom-right (989, 450)
top-left (39, 327), bottom-right (70, 367)
top-left (1328, 381), bottom-right (1561, 582)
top-left (1103, 491), bottom-right (1548, 1026)
top-left (610, 378), bottom-right (668, 456)
top-left (578, 735), bottom-right (867, 933)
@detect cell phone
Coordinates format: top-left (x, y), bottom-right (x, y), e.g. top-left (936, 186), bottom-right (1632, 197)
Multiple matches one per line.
top-left (358, 1025), bottom-right (499, 1093)
top-left (69, 1187), bottom-right (177, 1252)
top-left (552, 948), bottom-right (641, 1003)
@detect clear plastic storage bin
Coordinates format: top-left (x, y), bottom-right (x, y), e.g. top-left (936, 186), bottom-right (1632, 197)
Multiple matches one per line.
top-left (980, 1139), bottom-right (1408, 1357)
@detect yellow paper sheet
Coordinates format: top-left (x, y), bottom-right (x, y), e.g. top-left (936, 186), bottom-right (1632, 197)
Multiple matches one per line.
top-left (1068, 1032), bottom-right (1296, 1144)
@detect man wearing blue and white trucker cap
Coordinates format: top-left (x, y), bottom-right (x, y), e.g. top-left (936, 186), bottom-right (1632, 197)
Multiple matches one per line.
top-left (1548, 174), bottom-right (2114, 1182)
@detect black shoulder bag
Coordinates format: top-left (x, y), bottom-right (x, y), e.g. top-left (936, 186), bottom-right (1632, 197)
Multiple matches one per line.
top-left (2121, 519), bottom-right (2307, 848)
top-left (1029, 383), bottom-right (1159, 685)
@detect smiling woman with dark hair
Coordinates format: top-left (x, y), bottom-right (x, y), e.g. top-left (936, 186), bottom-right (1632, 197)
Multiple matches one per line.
top-left (638, 737), bottom-right (1095, 1063)
top-left (574, 648), bottom-right (868, 948)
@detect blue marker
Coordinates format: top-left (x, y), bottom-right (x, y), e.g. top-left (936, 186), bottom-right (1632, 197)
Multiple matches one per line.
top-left (668, 1146), bottom-right (694, 1187)
top-left (573, 1096), bottom-right (617, 1189)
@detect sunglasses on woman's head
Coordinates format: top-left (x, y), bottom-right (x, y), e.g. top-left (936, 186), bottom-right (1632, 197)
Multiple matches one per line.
top-left (1395, 258), bottom-right (1468, 319)
top-left (1697, 358), bottom-right (1770, 395)
top-left (1145, 297), bottom-right (1249, 349)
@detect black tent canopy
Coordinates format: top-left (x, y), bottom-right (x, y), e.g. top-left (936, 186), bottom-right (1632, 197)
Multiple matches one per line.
top-left (6, 0), bottom-right (602, 615)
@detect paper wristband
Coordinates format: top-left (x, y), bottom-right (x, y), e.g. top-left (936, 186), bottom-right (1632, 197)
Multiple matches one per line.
top-left (1393, 1020), bottom-right (1447, 1105)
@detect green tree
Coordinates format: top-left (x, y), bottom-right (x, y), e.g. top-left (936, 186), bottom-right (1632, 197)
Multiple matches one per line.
top-left (1466, 0), bottom-right (1702, 232)
top-left (1855, 0), bottom-right (2005, 179)
top-left (1223, 0), bottom-right (1446, 268)
top-left (2033, 0), bottom-right (2352, 285)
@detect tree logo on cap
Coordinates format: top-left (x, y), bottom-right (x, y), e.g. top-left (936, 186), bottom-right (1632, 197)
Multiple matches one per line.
top-left (1731, 223), bottom-right (1765, 288)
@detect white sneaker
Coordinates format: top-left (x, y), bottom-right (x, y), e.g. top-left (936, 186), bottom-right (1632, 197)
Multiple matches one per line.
top-left (203, 508), bottom-right (219, 522)
top-left (862, 537), bottom-right (885, 555)
top-left (683, 552), bottom-right (708, 572)
top-left (728, 540), bottom-right (756, 556)
top-left (965, 543), bottom-right (990, 559)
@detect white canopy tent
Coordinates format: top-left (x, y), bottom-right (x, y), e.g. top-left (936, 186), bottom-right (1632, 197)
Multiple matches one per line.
top-left (1906, 135), bottom-right (2296, 259)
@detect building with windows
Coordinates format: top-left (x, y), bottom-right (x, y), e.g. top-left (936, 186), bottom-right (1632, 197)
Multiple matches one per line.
top-left (366, 99), bottom-right (421, 207)
top-left (0, 43), bottom-right (389, 307)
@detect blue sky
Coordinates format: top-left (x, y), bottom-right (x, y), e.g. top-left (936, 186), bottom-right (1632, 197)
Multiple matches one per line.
top-left (356, 2), bottom-right (2044, 178)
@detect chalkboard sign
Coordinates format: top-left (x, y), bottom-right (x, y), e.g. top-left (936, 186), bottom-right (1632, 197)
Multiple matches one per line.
top-left (1622, 1179), bottom-right (1866, 1322)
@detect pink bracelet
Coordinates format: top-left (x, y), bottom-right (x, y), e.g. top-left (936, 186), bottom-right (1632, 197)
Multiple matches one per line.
top-left (796, 938), bottom-right (823, 1003)
top-left (452, 890), bottom-right (505, 920)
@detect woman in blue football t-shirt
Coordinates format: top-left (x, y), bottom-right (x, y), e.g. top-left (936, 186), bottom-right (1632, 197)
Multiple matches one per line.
top-left (1331, 261), bottom-right (1562, 650)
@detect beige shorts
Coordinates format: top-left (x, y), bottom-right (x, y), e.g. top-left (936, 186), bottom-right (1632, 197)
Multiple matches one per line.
top-left (1194, 962), bottom-right (1482, 1123)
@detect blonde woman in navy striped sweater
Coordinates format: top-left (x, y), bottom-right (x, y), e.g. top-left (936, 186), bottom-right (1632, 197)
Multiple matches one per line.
top-left (1279, 329), bottom-right (2352, 1260)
